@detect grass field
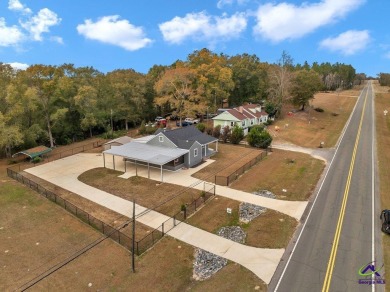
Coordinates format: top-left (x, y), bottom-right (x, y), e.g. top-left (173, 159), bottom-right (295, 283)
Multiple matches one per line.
top-left (272, 88), bottom-right (360, 148)
top-left (78, 168), bottom-right (204, 217)
top-left (231, 149), bottom-right (325, 201)
top-left (374, 81), bottom-right (390, 292)
top-left (192, 143), bottom-right (264, 183)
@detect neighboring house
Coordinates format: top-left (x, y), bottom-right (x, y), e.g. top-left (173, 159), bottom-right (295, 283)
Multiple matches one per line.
top-left (103, 126), bottom-right (218, 181)
top-left (212, 104), bottom-right (268, 136)
top-left (103, 136), bottom-right (133, 150)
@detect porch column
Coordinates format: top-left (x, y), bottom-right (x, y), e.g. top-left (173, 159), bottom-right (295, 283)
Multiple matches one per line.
top-left (160, 165), bottom-right (163, 182)
top-left (113, 155), bottom-right (115, 170)
top-left (103, 153), bottom-right (106, 168)
top-left (148, 162), bottom-right (150, 179)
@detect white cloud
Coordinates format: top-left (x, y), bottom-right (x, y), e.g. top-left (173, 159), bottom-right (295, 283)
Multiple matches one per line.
top-left (20, 8), bottom-right (61, 41)
top-left (0, 18), bottom-right (24, 47)
top-left (217, 0), bottom-right (248, 9)
top-left (8, 0), bottom-right (31, 14)
top-left (7, 62), bottom-right (29, 70)
top-left (384, 52), bottom-right (390, 59)
top-left (253, 0), bottom-right (365, 42)
top-left (159, 12), bottom-right (247, 44)
top-left (319, 30), bottom-right (370, 55)
top-left (77, 15), bottom-right (152, 51)
top-left (50, 36), bottom-right (64, 44)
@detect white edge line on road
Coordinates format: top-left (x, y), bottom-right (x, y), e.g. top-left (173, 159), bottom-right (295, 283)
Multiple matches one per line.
top-left (273, 85), bottom-right (366, 292)
top-left (371, 82), bottom-right (375, 292)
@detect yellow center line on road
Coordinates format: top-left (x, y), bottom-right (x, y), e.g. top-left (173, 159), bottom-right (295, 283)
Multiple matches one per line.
top-left (322, 87), bottom-right (369, 292)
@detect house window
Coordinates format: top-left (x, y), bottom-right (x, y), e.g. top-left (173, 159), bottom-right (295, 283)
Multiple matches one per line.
top-left (230, 121), bottom-right (234, 127)
top-left (159, 136), bottom-right (163, 142)
top-left (251, 119), bottom-right (254, 125)
top-left (194, 148), bottom-right (198, 157)
top-left (242, 120), bottom-right (245, 126)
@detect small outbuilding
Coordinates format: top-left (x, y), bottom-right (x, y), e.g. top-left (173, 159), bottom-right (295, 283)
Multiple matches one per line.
top-left (103, 136), bottom-right (133, 150)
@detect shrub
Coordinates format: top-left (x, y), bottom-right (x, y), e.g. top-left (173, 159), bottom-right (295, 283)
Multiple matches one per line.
top-left (314, 107), bottom-right (324, 112)
top-left (264, 119), bottom-right (273, 126)
top-left (221, 126), bottom-right (231, 143)
top-left (196, 123), bottom-right (206, 133)
top-left (230, 125), bottom-right (244, 144)
top-left (212, 125), bottom-right (221, 139)
top-left (205, 126), bottom-right (213, 136)
top-left (138, 120), bottom-right (146, 135)
top-left (247, 125), bottom-right (273, 149)
top-left (32, 156), bottom-right (42, 164)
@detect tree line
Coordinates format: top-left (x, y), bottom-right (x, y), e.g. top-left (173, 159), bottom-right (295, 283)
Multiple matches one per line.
top-left (0, 48), bottom-right (360, 157)
top-left (378, 73), bottom-right (390, 86)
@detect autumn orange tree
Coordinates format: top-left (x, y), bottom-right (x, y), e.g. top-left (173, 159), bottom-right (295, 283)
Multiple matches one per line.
top-left (187, 49), bottom-right (234, 112)
top-left (154, 66), bottom-right (205, 124)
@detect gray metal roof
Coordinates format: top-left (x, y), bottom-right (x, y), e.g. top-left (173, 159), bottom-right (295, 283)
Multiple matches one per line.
top-left (103, 141), bottom-right (188, 165)
top-left (132, 135), bottom-right (155, 143)
top-left (104, 136), bottom-right (133, 145)
top-left (155, 126), bottom-right (217, 146)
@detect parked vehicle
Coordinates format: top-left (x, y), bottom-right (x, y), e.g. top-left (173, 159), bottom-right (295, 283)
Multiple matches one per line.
top-left (184, 117), bottom-right (199, 124)
top-left (380, 209), bottom-right (390, 234)
top-left (155, 116), bottom-right (164, 122)
top-left (156, 118), bottom-right (167, 126)
top-left (176, 121), bottom-right (191, 127)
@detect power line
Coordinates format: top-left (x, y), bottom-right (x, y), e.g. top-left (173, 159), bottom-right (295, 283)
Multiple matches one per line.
top-left (16, 219), bottom-right (132, 291)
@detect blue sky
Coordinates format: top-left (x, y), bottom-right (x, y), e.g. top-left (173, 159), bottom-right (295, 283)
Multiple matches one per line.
top-left (1, 0), bottom-right (389, 77)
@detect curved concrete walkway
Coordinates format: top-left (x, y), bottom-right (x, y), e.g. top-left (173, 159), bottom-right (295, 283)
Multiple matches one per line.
top-left (25, 153), bottom-right (284, 284)
top-left (271, 142), bottom-right (335, 163)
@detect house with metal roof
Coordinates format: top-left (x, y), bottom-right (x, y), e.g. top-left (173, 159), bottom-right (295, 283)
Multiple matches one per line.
top-left (102, 126), bottom-right (218, 181)
top-left (212, 104), bottom-right (269, 136)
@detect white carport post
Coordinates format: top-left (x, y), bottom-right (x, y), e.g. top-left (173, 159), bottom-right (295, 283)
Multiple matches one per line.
top-left (135, 160), bottom-right (138, 176)
top-left (148, 162), bottom-right (150, 179)
top-left (160, 165), bottom-right (163, 182)
top-left (124, 158), bottom-right (126, 172)
top-left (103, 153), bottom-right (106, 168)
top-left (113, 155), bottom-right (115, 170)
top-left (216, 140), bottom-right (219, 152)
top-left (204, 145), bottom-right (206, 156)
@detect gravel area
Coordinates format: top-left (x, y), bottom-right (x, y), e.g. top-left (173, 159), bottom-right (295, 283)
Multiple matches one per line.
top-left (217, 226), bottom-right (246, 243)
top-left (193, 226), bottom-right (247, 280)
top-left (239, 202), bottom-right (267, 223)
top-left (193, 248), bottom-right (228, 281)
top-left (252, 189), bottom-right (277, 199)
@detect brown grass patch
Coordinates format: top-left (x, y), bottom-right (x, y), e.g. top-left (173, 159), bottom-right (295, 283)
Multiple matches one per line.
top-left (272, 89), bottom-right (358, 148)
top-left (231, 149), bottom-right (325, 201)
top-left (187, 196), bottom-right (297, 248)
top-left (192, 143), bottom-right (263, 183)
top-left (78, 168), bottom-right (203, 217)
top-left (374, 81), bottom-right (390, 292)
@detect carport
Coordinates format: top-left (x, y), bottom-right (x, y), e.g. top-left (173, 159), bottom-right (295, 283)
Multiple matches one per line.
top-left (102, 142), bottom-right (189, 182)
top-left (12, 145), bottom-right (52, 160)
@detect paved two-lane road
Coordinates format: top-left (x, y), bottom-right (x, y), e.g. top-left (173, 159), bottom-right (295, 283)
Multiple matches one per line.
top-left (270, 82), bottom-right (385, 292)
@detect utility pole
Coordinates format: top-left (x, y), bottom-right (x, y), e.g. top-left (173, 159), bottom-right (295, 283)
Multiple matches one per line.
top-left (132, 199), bottom-right (136, 273)
top-left (110, 109), bottom-right (113, 138)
